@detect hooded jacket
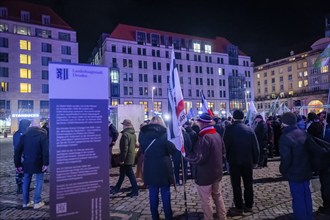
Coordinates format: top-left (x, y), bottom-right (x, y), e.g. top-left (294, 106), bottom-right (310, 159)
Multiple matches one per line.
top-left (14, 126), bottom-right (49, 174)
top-left (13, 119), bottom-right (31, 149)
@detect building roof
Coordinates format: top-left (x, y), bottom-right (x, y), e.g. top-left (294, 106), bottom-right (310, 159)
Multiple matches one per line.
top-left (108, 24), bottom-right (247, 56)
top-left (0, 0), bottom-right (73, 31)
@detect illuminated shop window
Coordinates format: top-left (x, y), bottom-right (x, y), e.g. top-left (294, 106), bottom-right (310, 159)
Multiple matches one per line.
top-left (289, 90), bottom-right (294, 96)
top-left (20, 83), bottom-right (31, 93)
top-left (111, 99), bottom-right (118, 106)
top-left (20, 68), bottom-right (31, 78)
top-left (20, 54), bottom-right (31, 64)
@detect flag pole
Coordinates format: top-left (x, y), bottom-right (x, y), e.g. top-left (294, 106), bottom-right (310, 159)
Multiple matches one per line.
top-left (323, 88), bottom-right (330, 138)
top-left (181, 156), bottom-right (188, 219)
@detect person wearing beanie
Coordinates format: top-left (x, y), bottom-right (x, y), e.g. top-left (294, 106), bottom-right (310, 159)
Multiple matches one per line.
top-left (223, 109), bottom-right (260, 217)
top-left (13, 119), bottom-right (31, 194)
top-left (279, 112), bottom-right (313, 219)
top-left (186, 112), bottom-right (227, 219)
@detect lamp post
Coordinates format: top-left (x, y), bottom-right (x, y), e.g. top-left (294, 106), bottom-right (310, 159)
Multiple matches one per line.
top-left (245, 90), bottom-right (250, 113)
top-left (151, 86), bottom-right (155, 116)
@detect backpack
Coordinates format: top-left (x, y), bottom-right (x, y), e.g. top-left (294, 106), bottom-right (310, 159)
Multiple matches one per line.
top-left (305, 134), bottom-right (330, 172)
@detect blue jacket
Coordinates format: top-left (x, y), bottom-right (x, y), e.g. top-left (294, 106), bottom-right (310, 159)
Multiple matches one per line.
top-left (279, 125), bottom-right (312, 182)
top-left (14, 126), bottom-right (49, 174)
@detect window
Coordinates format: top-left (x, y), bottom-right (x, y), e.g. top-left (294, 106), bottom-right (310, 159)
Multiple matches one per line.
top-left (14, 25), bottom-right (31, 35)
top-left (0, 67), bottom-right (8, 77)
top-left (20, 83), bottom-right (31, 93)
top-left (42, 70), bottom-right (48, 80)
top-left (19, 54), bottom-right (31, 64)
top-left (42, 84), bottom-right (49, 94)
top-left (288, 75), bottom-right (292, 80)
top-left (257, 73), bottom-right (260, 79)
top-left (42, 15), bottom-right (51, 25)
top-left (0, 23), bottom-right (8, 32)
top-left (144, 74), bottom-right (148, 82)
top-left (205, 44), bottom-right (212, 54)
top-left (304, 80), bottom-right (308, 86)
top-left (0, 53), bottom-right (8, 62)
top-left (193, 42), bottom-right (201, 53)
top-left (1, 82), bottom-right (8, 92)
top-left (21, 11), bottom-right (30, 22)
top-left (111, 45), bottom-right (116, 52)
top-left (287, 66), bottom-right (292, 72)
top-left (20, 40), bottom-right (31, 50)
top-left (298, 81), bottom-right (303, 88)
top-left (0, 37), bottom-right (8, 47)
top-left (35, 28), bottom-right (51, 38)
top-left (20, 68), bottom-right (31, 79)
top-left (151, 33), bottom-right (160, 46)
top-left (218, 68), bottom-right (223, 75)
top-left (0, 7), bottom-right (8, 18)
top-left (139, 74), bottom-right (142, 82)
top-left (41, 43), bottom-right (52, 52)
top-left (18, 100), bottom-right (33, 113)
top-left (110, 69), bottom-right (119, 83)
top-left (136, 31), bottom-right (146, 45)
top-left (42, 57), bottom-right (51, 66)
top-left (264, 72), bottom-right (267, 77)
top-left (61, 59), bottom-right (71, 63)
top-left (61, 45), bottom-right (71, 55)
top-left (59, 32), bottom-right (70, 41)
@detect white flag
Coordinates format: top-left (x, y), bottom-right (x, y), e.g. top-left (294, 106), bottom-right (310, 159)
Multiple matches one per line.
top-left (246, 101), bottom-right (258, 126)
top-left (167, 47), bottom-right (187, 155)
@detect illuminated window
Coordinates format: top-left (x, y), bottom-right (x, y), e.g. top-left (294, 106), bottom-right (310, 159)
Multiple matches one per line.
top-left (298, 81), bottom-right (303, 88)
top-left (321, 66), bottom-right (328, 73)
top-left (20, 40), bottom-right (31, 50)
top-left (303, 71), bottom-right (308, 76)
top-left (139, 101), bottom-right (148, 113)
top-left (303, 61), bottom-right (307, 68)
top-left (111, 99), bottom-right (118, 106)
top-left (20, 83), bottom-right (31, 93)
top-left (304, 80), bottom-right (308, 86)
top-left (110, 69), bottom-right (119, 83)
top-left (218, 68), bottom-right (223, 75)
top-left (0, 23), bottom-right (8, 32)
top-left (20, 68), bottom-right (31, 78)
top-left (289, 90), bottom-right (294, 96)
top-left (124, 101), bottom-right (133, 105)
top-left (14, 25), bottom-right (31, 35)
top-left (193, 43), bottom-right (201, 53)
top-left (1, 81), bottom-right (8, 92)
top-left (257, 73), bottom-right (260, 79)
top-left (205, 44), bottom-right (212, 54)
top-left (20, 54), bottom-right (31, 64)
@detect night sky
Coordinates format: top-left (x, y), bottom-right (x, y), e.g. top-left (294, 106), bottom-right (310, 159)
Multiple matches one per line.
top-left (24, 0), bottom-right (330, 65)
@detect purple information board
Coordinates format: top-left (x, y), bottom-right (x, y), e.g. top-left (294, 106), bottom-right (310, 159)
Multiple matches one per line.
top-left (49, 63), bottom-right (109, 220)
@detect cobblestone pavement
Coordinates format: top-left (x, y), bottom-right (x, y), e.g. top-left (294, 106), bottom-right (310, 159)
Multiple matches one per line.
top-left (1, 135), bottom-right (329, 220)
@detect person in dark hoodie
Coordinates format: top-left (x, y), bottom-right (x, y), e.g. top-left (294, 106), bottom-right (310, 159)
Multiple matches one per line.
top-left (279, 112), bottom-right (313, 220)
top-left (14, 124), bottom-right (49, 209)
top-left (13, 119), bottom-right (31, 194)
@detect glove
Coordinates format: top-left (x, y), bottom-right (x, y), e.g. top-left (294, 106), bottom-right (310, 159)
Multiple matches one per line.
top-left (42, 165), bottom-right (48, 173)
top-left (16, 167), bottom-right (23, 174)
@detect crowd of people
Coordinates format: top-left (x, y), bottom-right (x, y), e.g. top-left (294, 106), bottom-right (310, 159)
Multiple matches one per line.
top-left (11, 108), bottom-right (330, 219)
top-left (110, 110), bottom-right (330, 220)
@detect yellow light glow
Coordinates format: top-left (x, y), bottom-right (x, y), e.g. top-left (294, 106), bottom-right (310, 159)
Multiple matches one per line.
top-left (20, 83), bottom-right (31, 93)
top-left (20, 54), bottom-right (31, 64)
top-left (20, 40), bottom-right (31, 50)
top-left (20, 68), bottom-right (31, 78)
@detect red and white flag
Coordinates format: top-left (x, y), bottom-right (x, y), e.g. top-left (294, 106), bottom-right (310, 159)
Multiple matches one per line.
top-left (167, 47), bottom-right (187, 156)
top-left (200, 90), bottom-right (214, 117)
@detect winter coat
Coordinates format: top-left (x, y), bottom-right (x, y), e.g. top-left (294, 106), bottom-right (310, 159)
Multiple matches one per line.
top-left (307, 121), bottom-right (324, 139)
top-left (119, 127), bottom-right (137, 165)
top-left (187, 125), bottom-right (225, 186)
top-left (109, 123), bottom-right (119, 147)
top-left (279, 125), bottom-right (313, 182)
top-left (223, 121), bottom-right (260, 166)
top-left (14, 126), bottom-right (49, 174)
top-left (13, 119), bottom-right (31, 149)
top-left (254, 120), bottom-right (268, 149)
top-left (139, 123), bottom-right (176, 186)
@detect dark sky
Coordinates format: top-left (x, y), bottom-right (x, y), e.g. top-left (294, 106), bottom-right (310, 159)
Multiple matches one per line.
top-left (25, 0), bottom-right (330, 65)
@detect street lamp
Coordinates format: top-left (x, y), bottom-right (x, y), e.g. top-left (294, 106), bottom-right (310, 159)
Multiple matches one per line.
top-left (245, 90), bottom-right (250, 113)
top-left (151, 86), bottom-right (155, 116)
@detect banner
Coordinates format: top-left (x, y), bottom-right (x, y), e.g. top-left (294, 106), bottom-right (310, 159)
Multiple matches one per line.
top-left (246, 101), bottom-right (258, 126)
top-left (267, 96), bottom-right (279, 116)
top-left (167, 48), bottom-right (187, 155)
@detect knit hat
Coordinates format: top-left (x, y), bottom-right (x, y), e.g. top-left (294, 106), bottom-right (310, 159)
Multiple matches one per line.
top-left (233, 109), bottom-right (244, 120)
top-left (197, 113), bottom-right (213, 123)
top-left (281, 112), bottom-right (297, 126)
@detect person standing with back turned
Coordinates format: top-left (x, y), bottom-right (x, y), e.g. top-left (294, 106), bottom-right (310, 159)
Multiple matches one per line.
top-left (223, 109), bottom-right (259, 217)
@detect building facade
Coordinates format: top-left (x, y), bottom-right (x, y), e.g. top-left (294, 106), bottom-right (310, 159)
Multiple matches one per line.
top-left (253, 37), bottom-right (330, 116)
top-left (90, 24), bottom-right (254, 119)
top-left (0, 0), bottom-right (78, 133)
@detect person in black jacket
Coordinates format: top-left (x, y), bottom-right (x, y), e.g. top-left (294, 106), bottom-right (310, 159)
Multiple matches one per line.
top-left (223, 109), bottom-right (259, 217)
top-left (13, 119), bottom-right (31, 194)
top-left (253, 115), bottom-right (268, 168)
top-left (14, 126), bottom-right (49, 209)
top-left (139, 116), bottom-right (177, 220)
top-left (109, 120), bottom-right (119, 168)
top-left (279, 112), bottom-right (313, 220)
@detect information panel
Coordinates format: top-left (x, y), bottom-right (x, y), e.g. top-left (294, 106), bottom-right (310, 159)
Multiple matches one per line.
top-left (49, 63), bottom-right (109, 220)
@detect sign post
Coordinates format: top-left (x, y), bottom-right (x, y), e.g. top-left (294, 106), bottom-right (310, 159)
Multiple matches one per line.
top-left (49, 63), bottom-right (109, 220)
